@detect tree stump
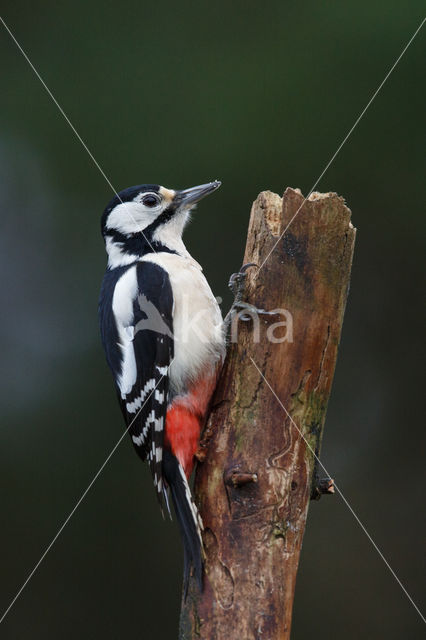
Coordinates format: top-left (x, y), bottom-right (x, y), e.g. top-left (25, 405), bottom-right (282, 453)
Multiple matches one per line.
top-left (179, 187), bottom-right (356, 639)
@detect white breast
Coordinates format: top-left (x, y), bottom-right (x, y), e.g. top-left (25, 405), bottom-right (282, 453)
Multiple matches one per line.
top-left (142, 252), bottom-right (225, 395)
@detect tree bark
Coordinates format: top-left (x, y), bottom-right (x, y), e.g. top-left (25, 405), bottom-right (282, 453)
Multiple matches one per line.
top-left (179, 187), bottom-right (356, 639)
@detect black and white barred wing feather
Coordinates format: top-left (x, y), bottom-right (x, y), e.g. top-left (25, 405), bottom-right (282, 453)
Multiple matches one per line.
top-left (99, 261), bottom-right (173, 507)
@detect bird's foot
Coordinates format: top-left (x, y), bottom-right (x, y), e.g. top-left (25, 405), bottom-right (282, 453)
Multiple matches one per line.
top-left (224, 263), bottom-right (279, 341)
top-left (228, 262), bottom-right (257, 301)
top-left (310, 476), bottom-right (335, 500)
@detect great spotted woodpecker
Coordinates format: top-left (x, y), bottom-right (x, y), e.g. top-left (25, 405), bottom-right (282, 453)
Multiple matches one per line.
top-left (98, 181), bottom-right (224, 590)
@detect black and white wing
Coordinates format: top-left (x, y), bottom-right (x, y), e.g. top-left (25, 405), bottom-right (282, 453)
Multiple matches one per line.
top-left (99, 261), bottom-right (173, 507)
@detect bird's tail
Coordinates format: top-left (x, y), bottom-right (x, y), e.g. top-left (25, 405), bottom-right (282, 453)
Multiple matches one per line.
top-left (162, 449), bottom-right (204, 596)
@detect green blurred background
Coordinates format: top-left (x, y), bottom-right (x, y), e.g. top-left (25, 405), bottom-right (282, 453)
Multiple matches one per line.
top-left (1, 2), bottom-right (425, 638)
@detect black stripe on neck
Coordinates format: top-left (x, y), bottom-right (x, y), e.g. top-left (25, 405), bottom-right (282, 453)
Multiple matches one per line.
top-left (106, 230), bottom-right (177, 258)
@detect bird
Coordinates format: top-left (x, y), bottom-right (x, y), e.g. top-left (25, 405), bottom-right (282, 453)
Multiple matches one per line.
top-left (98, 181), bottom-right (225, 592)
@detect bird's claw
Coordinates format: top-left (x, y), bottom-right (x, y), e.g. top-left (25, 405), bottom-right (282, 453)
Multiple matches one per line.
top-left (228, 263), bottom-right (258, 298)
top-left (224, 263), bottom-right (278, 341)
top-left (310, 476), bottom-right (335, 500)
top-left (232, 301), bottom-right (279, 321)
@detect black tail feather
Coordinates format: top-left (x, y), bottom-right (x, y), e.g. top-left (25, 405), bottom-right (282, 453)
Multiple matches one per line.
top-left (163, 449), bottom-right (203, 596)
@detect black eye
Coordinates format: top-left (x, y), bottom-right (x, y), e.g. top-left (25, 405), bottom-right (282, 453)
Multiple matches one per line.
top-left (142, 194), bottom-right (160, 208)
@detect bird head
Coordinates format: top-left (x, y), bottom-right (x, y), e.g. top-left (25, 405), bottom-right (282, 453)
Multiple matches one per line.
top-left (101, 181), bottom-right (221, 266)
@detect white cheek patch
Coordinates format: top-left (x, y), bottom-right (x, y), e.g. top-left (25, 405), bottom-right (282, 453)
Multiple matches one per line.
top-left (106, 201), bottom-right (159, 235)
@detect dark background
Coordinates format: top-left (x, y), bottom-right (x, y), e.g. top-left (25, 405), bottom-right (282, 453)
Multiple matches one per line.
top-left (1, 2), bottom-right (425, 638)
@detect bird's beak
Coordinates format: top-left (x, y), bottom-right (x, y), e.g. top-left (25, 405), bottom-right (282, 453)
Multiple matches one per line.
top-left (174, 181), bottom-right (221, 208)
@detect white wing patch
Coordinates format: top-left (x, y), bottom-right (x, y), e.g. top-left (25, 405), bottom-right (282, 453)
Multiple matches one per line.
top-left (112, 266), bottom-right (139, 397)
top-left (154, 389), bottom-right (165, 404)
top-left (131, 407), bottom-right (164, 465)
top-left (126, 378), bottom-right (156, 413)
top-left (156, 365), bottom-right (168, 375)
top-left (131, 421), bottom-right (150, 447)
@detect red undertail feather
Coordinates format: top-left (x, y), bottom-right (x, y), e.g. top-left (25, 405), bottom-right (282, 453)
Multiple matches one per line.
top-left (164, 405), bottom-right (200, 478)
top-left (164, 376), bottom-right (217, 478)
